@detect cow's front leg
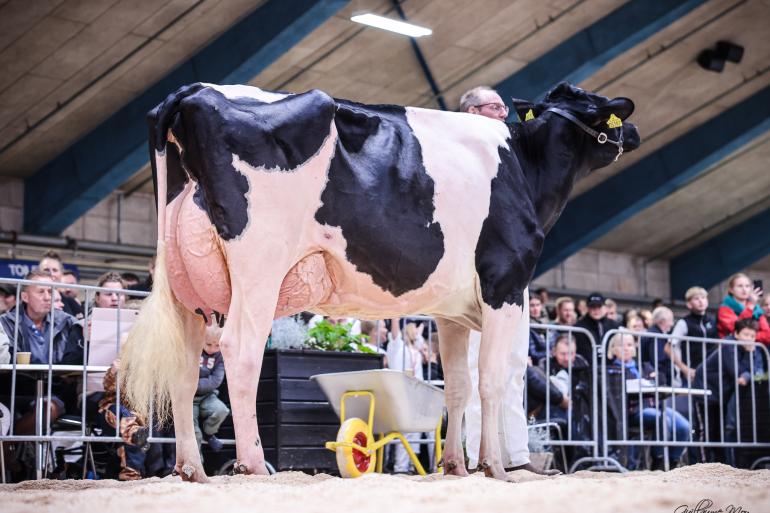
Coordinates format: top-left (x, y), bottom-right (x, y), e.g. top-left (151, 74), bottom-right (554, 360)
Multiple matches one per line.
top-left (220, 283), bottom-right (280, 475)
top-left (170, 310), bottom-right (208, 482)
top-left (435, 318), bottom-right (471, 476)
top-left (478, 300), bottom-right (527, 481)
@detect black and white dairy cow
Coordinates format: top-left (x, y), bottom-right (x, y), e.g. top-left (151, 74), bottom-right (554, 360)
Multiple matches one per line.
top-left (122, 81), bottom-right (640, 482)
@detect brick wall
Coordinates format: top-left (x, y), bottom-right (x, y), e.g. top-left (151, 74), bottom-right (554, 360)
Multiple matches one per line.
top-left (63, 192), bottom-right (157, 246)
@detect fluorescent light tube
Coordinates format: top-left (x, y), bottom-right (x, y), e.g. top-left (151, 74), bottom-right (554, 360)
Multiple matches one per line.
top-left (351, 13), bottom-right (432, 38)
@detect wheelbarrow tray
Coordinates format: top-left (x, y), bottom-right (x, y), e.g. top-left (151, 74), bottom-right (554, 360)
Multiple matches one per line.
top-left (311, 369), bottom-right (445, 433)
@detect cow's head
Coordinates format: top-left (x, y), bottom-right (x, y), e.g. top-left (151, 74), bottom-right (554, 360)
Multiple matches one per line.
top-left (512, 82), bottom-right (641, 172)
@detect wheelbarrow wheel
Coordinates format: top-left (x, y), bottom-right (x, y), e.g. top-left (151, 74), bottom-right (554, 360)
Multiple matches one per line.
top-left (336, 417), bottom-right (376, 478)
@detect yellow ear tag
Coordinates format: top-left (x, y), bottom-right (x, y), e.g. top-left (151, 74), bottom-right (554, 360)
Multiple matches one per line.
top-left (607, 113), bottom-right (622, 128)
top-left (525, 109), bottom-right (535, 121)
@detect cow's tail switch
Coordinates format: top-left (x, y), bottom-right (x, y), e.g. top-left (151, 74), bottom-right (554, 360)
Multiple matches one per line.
top-left (121, 147), bottom-right (187, 424)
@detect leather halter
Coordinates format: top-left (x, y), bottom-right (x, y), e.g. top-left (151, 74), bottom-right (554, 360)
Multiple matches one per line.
top-left (545, 107), bottom-right (625, 162)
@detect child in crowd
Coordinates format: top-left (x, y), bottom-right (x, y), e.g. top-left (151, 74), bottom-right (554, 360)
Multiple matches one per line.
top-left (194, 325), bottom-right (230, 455)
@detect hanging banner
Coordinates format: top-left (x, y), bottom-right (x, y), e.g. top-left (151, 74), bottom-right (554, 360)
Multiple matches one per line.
top-left (0, 258), bottom-right (79, 280)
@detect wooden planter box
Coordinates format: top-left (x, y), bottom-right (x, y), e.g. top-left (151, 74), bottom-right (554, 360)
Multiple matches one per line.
top-left (203, 348), bottom-right (383, 474)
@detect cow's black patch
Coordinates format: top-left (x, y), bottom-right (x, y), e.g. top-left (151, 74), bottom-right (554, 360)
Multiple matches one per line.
top-left (474, 143), bottom-right (544, 309)
top-left (314, 101), bottom-right (444, 296)
top-left (165, 142), bottom-right (187, 204)
top-left (148, 85), bottom-right (336, 240)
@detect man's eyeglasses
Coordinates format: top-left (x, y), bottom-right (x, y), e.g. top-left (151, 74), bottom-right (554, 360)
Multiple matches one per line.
top-left (474, 102), bottom-right (509, 114)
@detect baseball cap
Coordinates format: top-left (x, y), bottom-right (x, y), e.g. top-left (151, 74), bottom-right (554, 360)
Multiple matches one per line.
top-left (586, 292), bottom-right (605, 307)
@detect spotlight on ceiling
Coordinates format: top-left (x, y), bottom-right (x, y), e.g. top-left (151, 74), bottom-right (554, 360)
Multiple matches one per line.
top-left (697, 49), bottom-right (725, 73)
top-left (715, 40), bottom-right (744, 63)
top-left (351, 13), bottom-right (432, 38)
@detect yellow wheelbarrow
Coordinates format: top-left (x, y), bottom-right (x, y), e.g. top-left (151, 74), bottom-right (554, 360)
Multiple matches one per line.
top-left (311, 369), bottom-right (445, 478)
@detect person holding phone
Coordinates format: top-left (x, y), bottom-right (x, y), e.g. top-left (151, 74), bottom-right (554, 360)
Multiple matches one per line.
top-left (717, 273), bottom-right (770, 343)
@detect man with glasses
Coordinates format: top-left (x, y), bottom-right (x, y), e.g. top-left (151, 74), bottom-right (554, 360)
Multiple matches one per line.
top-left (459, 86), bottom-right (509, 121)
top-left (460, 86), bottom-right (559, 475)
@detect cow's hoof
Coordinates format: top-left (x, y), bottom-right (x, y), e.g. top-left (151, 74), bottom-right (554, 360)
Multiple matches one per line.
top-left (174, 463), bottom-right (209, 483)
top-left (442, 458), bottom-right (469, 477)
top-left (478, 459), bottom-right (516, 482)
top-left (232, 460), bottom-right (270, 476)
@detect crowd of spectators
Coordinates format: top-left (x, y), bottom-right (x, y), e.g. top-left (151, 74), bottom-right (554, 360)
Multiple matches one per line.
top-left (526, 277), bottom-right (769, 470)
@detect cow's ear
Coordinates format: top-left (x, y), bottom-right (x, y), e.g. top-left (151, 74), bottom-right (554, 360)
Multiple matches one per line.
top-left (511, 98), bottom-right (542, 122)
top-left (597, 97), bottom-right (635, 121)
top-left (544, 81), bottom-right (578, 102)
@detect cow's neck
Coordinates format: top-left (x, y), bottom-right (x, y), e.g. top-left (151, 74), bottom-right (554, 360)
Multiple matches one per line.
top-left (512, 117), bottom-right (590, 234)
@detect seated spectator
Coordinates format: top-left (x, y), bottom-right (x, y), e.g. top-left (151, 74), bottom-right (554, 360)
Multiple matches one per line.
top-left (554, 296), bottom-right (577, 327)
top-left (625, 315), bottom-right (645, 332)
top-left (546, 296), bottom-right (577, 348)
top-left (528, 295), bottom-right (548, 365)
top-left (83, 272), bottom-right (126, 403)
top-left (539, 335), bottom-right (590, 378)
top-left (0, 269), bottom-right (83, 474)
top-left (128, 256), bottom-right (155, 293)
top-left (61, 270), bottom-right (80, 303)
top-left (693, 318), bottom-right (759, 463)
top-left (576, 298), bottom-right (588, 320)
top-left (526, 358), bottom-right (569, 421)
top-left (53, 289), bottom-right (65, 311)
top-left (1, 271), bottom-right (88, 364)
top-left (91, 272), bottom-right (126, 311)
top-left (120, 272), bottom-right (141, 289)
top-left (422, 332), bottom-right (443, 381)
top-left (669, 286), bottom-right (717, 386)
top-left (574, 292), bottom-right (620, 363)
top-left (538, 335), bottom-right (593, 456)
top-left (604, 298), bottom-right (619, 323)
top-left (623, 309), bottom-right (639, 327)
top-left (535, 287), bottom-right (555, 322)
top-left (607, 332), bottom-right (690, 469)
top-left (0, 283), bottom-right (16, 314)
top-left (639, 306), bottom-right (675, 386)
top-left (387, 319), bottom-right (424, 473)
top-left (359, 320), bottom-right (388, 356)
top-left (717, 273), bottom-right (770, 343)
top-left (87, 273), bottom-right (154, 480)
top-left (403, 321), bottom-right (427, 356)
top-left (639, 309), bottom-right (653, 329)
top-left (96, 357), bottom-right (150, 480)
top-left (386, 319), bottom-right (423, 379)
top-left (194, 325), bottom-right (230, 455)
top-left (0, 325), bottom-right (9, 364)
top-left (38, 250), bottom-right (83, 319)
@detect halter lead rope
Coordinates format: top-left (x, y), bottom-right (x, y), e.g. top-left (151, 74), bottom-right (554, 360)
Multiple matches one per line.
top-left (545, 107), bottom-right (625, 162)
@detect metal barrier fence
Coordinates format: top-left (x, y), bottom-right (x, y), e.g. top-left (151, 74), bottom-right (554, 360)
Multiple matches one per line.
top-left (525, 323), bottom-right (627, 472)
top-left (597, 328), bottom-right (770, 472)
top-left (0, 277), bottom-right (182, 481)
top-left (3, 281), bottom-right (769, 480)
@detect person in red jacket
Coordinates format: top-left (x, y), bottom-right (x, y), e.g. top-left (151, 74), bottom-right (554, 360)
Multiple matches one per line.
top-left (717, 273), bottom-right (770, 343)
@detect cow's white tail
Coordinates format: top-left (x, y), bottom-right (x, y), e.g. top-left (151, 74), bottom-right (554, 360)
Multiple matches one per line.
top-left (122, 148), bottom-right (187, 423)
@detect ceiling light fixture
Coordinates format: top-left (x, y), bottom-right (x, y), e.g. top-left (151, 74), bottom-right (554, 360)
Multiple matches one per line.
top-left (351, 13), bottom-right (432, 38)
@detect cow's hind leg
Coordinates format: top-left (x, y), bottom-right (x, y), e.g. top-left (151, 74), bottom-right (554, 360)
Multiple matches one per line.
top-left (170, 310), bottom-right (208, 482)
top-left (435, 318), bottom-right (471, 476)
